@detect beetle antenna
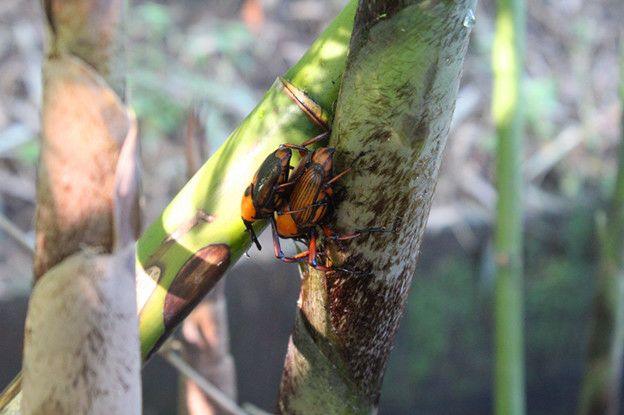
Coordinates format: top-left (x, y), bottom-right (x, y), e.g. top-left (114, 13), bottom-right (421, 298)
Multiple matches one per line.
top-left (243, 220), bottom-right (262, 251)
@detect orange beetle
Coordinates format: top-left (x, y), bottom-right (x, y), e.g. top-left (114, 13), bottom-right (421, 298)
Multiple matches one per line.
top-left (271, 147), bottom-right (341, 270)
top-left (242, 136), bottom-right (386, 270)
top-left (274, 147), bottom-right (339, 238)
top-left (241, 147), bottom-right (293, 250)
top-left (270, 147), bottom-right (386, 271)
top-left (241, 132), bottom-right (328, 250)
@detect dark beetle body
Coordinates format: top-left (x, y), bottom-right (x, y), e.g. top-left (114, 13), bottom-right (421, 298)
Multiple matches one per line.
top-left (289, 164), bottom-right (329, 227)
top-left (271, 145), bottom-right (385, 271)
top-left (242, 140), bottom-right (380, 271)
top-left (275, 147), bottom-right (335, 238)
top-left (241, 147), bottom-right (293, 249)
top-left (249, 147), bottom-right (292, 218)
top-left (241, 132), bottom-right (329, 250)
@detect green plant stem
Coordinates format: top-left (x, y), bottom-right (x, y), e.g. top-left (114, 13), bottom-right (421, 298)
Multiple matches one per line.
top-left (277, 1), bottom-right (475, 413)
top-left (135, 0), bottom-right (357, 360)
top-left (492, 0), bottom-right (526, 414)
top-left (577, 33), bottom-right (624, 415)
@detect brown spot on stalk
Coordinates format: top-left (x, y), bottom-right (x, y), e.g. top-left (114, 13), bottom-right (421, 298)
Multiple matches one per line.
top-left (147, 244), bottom-right (230, 358)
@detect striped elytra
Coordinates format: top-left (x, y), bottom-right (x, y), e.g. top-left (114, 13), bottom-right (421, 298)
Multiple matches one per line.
top-left (251, 148), bottom-right (291, 215)
top-left (289, 164), bottom-right (329, 226)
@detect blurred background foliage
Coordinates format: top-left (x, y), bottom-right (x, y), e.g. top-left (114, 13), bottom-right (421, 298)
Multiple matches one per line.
top-left (384, 207), bottom-right (597, 414)
top-left (129, 2), bottom-right (257, 144)
top-left (0, 0), bottom-right (621, 413)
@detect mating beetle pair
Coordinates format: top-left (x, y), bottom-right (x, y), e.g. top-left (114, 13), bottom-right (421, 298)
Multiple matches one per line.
top-left (241, 131), bottom-right (382, 271)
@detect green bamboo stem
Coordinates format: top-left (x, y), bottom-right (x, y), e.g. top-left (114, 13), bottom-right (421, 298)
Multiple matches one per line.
top-left (577, 34), bottom-right (624, 415)
top-left (492, 0), bottom-right (526, 414)
top-left (277, 1), bottom-right (476, 412)
top-left (135, 0), bottom-right (357, 360)
top-left (0, 2), bottom-right (357, 412)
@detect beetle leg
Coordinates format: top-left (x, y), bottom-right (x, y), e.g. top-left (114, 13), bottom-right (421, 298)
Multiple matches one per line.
top-left (307, 232), bottom-right (356, 272)
top-left (281, 132), bottom-right (329, 156)
top-left (275, 181), bottom-right (297, 192)
top-left (301, 131), bottom-right (329, 147)
top-left (303, 231), bottom-right (331, 271)
top-left (280, 143), bottom-right (310, 156)
top-left (271, 215), bottom-right (310, 263)
top-left (321, 225), bottom-right (388, 241)
top-left (243, 219), bottom-right (262, 250)
top-left (308, 230), bottom-right (318, 266)
top-left (270, 215), bottom-right (286, 258)
top-left (308, 230), bottom-right (336, 270)
top-left (324, 168), bottom-right (352, 188)
top-left (279, 250), bottom-right (311, 263)
top-left (278, 201), bottom-right (328, 215)
top-left (272, 228), bottom-right (356, 273)
top-left (271, 225), bottom-right (315, 265)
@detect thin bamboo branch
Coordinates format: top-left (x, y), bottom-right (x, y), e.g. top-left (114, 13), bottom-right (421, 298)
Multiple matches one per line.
top-left (0, 375), bottom-right (20, 415)
top-left (492, 0), bottom-right (526, 413)
top-left (178, 280), bottom-right (237, 415)
top-left (240, 403), bottom-right (272, 415)
top-left (578, 31), bottom-right (624, 415)
top-left (160, 346), bottom-right (246, 415)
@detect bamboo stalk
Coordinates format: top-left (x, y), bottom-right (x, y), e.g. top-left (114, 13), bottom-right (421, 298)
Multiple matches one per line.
top-left (277, 1), bottom-right (476, 412)
top-left (19, 0), bottom-right (142, 413)
top-left (34, 0), bottom-right (132, 280)
top-left (492, 0), bottom-right (527, 413)
top-left (134, 0), bottom-right (357, 361)
top-left (578, 32), bottom-right (624, 415)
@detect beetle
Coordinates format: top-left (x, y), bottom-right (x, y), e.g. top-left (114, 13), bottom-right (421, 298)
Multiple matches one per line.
top-left (241, 132), bottom-right (328, 250)
top-left (271, 146), bottom-right (385, 271)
